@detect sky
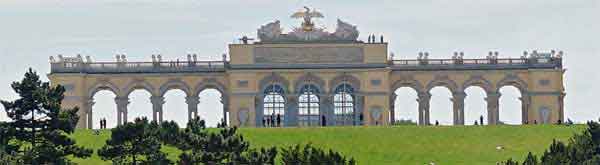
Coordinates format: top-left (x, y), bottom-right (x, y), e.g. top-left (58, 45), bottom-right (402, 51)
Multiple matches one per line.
top-left (0, 0), bottom-right (598, 127)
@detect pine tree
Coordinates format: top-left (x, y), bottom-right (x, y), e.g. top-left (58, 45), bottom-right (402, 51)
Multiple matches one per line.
top-left (0, 69), bottom-right (91, 164)
top-left (281, 143), bottom-right (356, 165)
top-left (522, 152), bottom-right (538, 165)
top-left (177, 117), bottom-right (277, 164)
top-left (97, 117), bottom-right (169, 164)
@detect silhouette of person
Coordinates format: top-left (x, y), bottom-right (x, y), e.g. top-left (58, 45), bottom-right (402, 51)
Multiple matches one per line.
top-left (262, 117), bottom-right (266, 127)
top-left (100, 118), bottom-right (105, 129)
top-left (321, 115), bottom-right (326, 127)
top-left (479, 115), bottom-right (484, 126)
top-left (359, 114), bottom-right (364, 125)
top-left (270, 115), bottom-right (275, 127)
top-left (276, 114), bottom-right (281, 127)
top-left (475, 120), bottom-right (478, 125)
top-left (435, 120), bottom-right (439, 126)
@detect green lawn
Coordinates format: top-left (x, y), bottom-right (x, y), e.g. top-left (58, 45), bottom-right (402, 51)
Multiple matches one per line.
top-left (70, 125), bottom-right (584, 164)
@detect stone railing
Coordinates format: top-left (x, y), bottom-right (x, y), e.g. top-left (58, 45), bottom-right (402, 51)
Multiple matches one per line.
top-left (50, 60), bottom-right (227, 73)
top-left (390, 51), bottom-right (563, 70)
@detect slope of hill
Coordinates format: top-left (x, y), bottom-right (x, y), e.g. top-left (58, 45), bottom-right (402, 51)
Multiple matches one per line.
top-left (70, 125), bottom-right (584, 164)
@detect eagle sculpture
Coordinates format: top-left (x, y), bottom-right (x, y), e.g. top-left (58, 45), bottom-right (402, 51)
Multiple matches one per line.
top-left (290, 6), bottom-right (324, 32)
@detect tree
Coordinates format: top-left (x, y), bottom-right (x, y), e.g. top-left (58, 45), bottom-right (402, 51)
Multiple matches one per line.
top-left (158, 120), bottom-right (181, 146)
top-left (0, 69), bottom-right (91, 164)
top-left (177, 117), bottom-right (277, 164)
top-left (98, 117), bottom-right (169, 164)
top-left (500, 158), bottom-right (519, 165)
top-left (281, 143), bottom-right (356, 165)
top-left (522, 152), bottom-right (538, 165)
top-left (504, 121), bottom-right (600, 164)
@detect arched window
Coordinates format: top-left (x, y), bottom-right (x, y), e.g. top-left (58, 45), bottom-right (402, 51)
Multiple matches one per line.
top-left (334, 83), bottom-right (355, 125)
top-left (263, 84), bottom-right (285, 127)
top-left (298, 84), bottom-right (320, 126)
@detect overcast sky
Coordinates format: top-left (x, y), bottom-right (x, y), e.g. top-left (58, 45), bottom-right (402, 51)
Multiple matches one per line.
top-left (0, 0), bottom-right (598, 127)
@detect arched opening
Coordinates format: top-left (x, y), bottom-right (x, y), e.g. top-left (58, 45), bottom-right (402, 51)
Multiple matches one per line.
top-left (298, 84), bottom-right (320, 127)
top-left (0, 104), bottom-right (10, 122)
top-left (333, 83), bottom-right (355, 126)
top-left (263, 84), bottom-right (285, 127)
top-left (163, 89), bottom-right (188, 127)
top-left (393, 87), bottom-right (419, 125)
top-left (464, 86), bottom-right (488, 125)
top-left (92, 90), bottom-right (117, 129)
top-left (499, 86), bottom-right (522, 125)
top-left (197, 89), bottom-right (224, 128)
top-left (127, 90), bottom-right (153, 122)
top-left (429, 86), bottom-right (453, 125)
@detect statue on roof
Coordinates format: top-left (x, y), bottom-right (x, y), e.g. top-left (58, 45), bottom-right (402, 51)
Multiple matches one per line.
top-left (291, 6), bottom-right (324, 32)
top-left (257, 6), bottom-right (359, 43)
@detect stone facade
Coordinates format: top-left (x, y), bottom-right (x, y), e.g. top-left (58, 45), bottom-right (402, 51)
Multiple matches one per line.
top-left (47, 12), bottom-right (565, 128)
top-left (48, 42), bottom-right (565, 129)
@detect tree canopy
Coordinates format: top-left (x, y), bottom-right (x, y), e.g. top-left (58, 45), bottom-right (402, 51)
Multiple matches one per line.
top-left (0, 69), bottom-right (91, 164)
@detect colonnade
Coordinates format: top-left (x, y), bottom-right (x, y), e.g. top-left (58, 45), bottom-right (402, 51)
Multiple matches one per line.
top-left (84, 91), bottom-right (227, 129)
top-left (391, 90), bottom-right (530, 125)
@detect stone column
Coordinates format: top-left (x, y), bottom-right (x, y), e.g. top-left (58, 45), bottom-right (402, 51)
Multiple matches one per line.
top-left (452, 92), bottom-right (466, 125)
top-left (186, 96), bottom-right (200, 122)
top-left (150, 96), bottom-right (165, 122)
top-left (558, 92), bottom-right (566, 123)
top-left (519, 94), bottom-right (530, 124)
top-left (389, 95), bottom-right (396, 124)
top-left (486, 92), bottom-right (500, 125)
top-left (85, 99), bottom-right (95, 129)
top-left (417, 92), bottom-right (431, 125)
top-left (221, 96), bottom-right (228, 124)
top-left (115, 97), bottom-right (130, 125)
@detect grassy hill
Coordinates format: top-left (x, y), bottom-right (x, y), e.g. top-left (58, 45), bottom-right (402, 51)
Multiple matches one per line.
top-left (70, 125), bottom-right (584, 164)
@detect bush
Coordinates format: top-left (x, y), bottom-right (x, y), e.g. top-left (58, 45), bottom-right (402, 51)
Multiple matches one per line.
top-left (281, 143), bottom-right (356, 165)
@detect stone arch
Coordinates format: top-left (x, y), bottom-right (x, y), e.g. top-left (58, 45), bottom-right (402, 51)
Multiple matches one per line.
top-left (88, 79), bottom-right (121, 99)
top-left (391, 79), bottom-right (424, 94)
top-left (329, 74), bottom-right (361, 93)
top-left (425, 75), bottom-right (459, 93)
top-left (123, 79), bottom-right (157, 97)
top-left (194, 78), bottom-right (228, 96)
top-left (294, 73), bottom-right (326, 94)
top-left (259, 73), bottom-right (291, 94)
top-left (159, 79), bottom-right (192, 97)
top-left (462, 75), bottom-right (493, 93)
top-left (496, 74), bottom-right (528, 93)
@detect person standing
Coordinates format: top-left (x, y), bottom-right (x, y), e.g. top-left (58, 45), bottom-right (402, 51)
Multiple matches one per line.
top-left (479, 115), bottom-right (484, 126)
top-left (276, 114), bottom-right (281, 127)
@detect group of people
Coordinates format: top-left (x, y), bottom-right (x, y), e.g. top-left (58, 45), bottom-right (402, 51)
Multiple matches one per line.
top-left (262, 113), bottom-right (282, 127)
top-left (99, 118), bottom-right (107, 129)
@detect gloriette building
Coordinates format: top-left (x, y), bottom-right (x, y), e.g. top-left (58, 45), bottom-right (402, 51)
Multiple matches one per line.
top-left (48, 8), bottom-right (565, 128)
